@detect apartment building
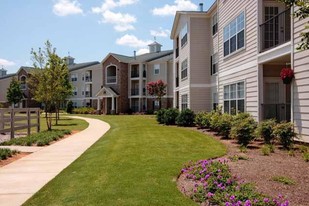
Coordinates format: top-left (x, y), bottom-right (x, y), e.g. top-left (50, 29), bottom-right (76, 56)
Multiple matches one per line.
top-left (171, 0), bottom-right (309, 142)
top-left (98, 42), bottom-right (173, 114)
top-left (66, 57), bottom-right (102, 108)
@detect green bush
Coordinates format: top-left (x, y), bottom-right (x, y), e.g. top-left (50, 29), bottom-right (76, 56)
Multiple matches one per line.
top-left (176, 109), bottom-right (195, 127)
top-left (155, 109), bottom-right (166, 124)
top-left (194, 112), bottom-right (207, 129)
top-left (261, 145), bottom-right (271, 156)
top-left (0, 148), bottom-right (18, 160)
top-left (66, 101), bottom-right (74, 114)
top-left (73, 107), bottom-right (96, 114)
top-left (256, 119), bottom-right (277, 144)
top-left (0, 130), bottom-right (71, 146)
top-left (303, 152), bottom-right (309, 162)
top-left (216, 113), bottom-right (233, 138)
top-left (163, 108), bottom-right (179, 125)
top-left (209, 111), bottom-right (221, 131)
top-left (230, 115), bottom-right (257, 147)
top-left (273, 122), bottom-right (296, 150)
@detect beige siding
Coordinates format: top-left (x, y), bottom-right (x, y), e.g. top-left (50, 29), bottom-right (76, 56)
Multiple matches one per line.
top-left (167, 60), bottom-right (173, 97)
top-left (218, 0), bottom-right (259, 118)
top-left (0, 75), bottom-right (15, 103)
top-left (190, 87), bottom-right (212, 113)
top-left (293, 14), bottom-right (309, 142)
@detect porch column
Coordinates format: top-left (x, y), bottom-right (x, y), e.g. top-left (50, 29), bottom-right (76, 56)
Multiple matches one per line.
top-left (111, 96), bottom-right (115, 114)
top-left (97, 98), bottom-right (101, 114)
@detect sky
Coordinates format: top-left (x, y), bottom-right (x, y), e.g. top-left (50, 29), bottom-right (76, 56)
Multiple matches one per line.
top-left (0, 0), bottom-right (215, 74)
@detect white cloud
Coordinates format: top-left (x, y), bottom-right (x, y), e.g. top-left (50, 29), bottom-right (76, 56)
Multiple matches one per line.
top-left (92, 0), bottom-right (138, 13)
top-left (152, 0), bottom-right (198, 16)
top-left (0, 58), bottom-right (15, 67)
top-left (116, 34), bottom-right (152, 48)
top-left (92, 0), bottom-right (138, 32)
top-left (53, 0), bottom-right (83, 16)
top-left (136, 48), bottom-right (149, 55)
top-left (150, 28), bottom-right (171, 38)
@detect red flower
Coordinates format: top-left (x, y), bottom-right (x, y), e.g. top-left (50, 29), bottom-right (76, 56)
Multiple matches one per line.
top-left (280, 68), bottom-right (294, 80)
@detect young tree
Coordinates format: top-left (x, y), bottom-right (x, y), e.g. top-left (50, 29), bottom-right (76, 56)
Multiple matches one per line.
top-left (6, 77), bottom-right (23, 107)
top-left (146, 80), bottom-right (167, 109)
top-left (28, 41), bottom-right (72, 130)
top-left (280, 0), bottom-right (309, 50)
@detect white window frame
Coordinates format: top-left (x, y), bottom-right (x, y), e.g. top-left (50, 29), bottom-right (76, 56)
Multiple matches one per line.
top-left (181, 94), bottom-right (188, 110)
top-left (73, 87), bottom-right (78, 96)
top-left (181, 59), bottom-right (188, 80)
top-left (211, 53), bottom-right (218, 75)
top-left (223, 81), bottom-right (245, 115)
top-left (212, 92), bottom-right (218, 110)
top-left (223, 11), bottom-right (245, 57)
top-left (71, 73), bottom-right (78, 82)
top-left (154, 64), bottom-right (160, 75)
top-left (106, 65), bottom-right (117, 84)
top-left (180, 23), bottom-right (188, 47)
top-left (212, 12), bottom-right (218, 36)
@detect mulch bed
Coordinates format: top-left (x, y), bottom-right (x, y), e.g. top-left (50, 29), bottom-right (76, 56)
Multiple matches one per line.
top-left (0, 152), bottom-right (31, 167)
top-left (178, 128), bottom-right (309, 206)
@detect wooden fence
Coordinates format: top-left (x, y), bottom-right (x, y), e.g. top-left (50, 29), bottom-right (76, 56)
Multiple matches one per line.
top-left (0, 108), bottom-right (40, 139)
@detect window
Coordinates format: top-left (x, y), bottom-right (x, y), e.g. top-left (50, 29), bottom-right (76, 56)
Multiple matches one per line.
top-left (20, 76), bottom-right (27, 90)
top-left (154, 64), bottom-right (160, 75)
top-left (211, 53), bottom-right (218, 75)
top-left (212, 92), bottom-right (218, 110)
top-left (180, 23), bottom-right (188, 47)
top-left (223, 12), bottom-right (245, 57)
top-left (212, 13), bottom-right (218, 35)
top-left (73, 87), bottom-right (78, 96)
top-left (106, 65), bottom-right (117, 84)
top-left (71, 74), bottom-right (78, 82)
top-left (181, 59), bottom-right (188, 79)
top-left (181, 94), bottom-right (188, 110)
top-left (224, 82), bottom-right (245, 115)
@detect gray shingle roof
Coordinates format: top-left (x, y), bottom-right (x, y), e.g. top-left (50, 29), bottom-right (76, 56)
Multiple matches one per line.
top-left (0, 73), bottom-right (16, 80)
top-left (68, 61), bottom-right (100, 72)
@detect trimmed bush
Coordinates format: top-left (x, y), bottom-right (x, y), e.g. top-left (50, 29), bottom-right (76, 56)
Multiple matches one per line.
top-left (155, 109), bottom-right (166, 124)
top-left (230, 114), bottom-right (257, 147)
top-left (209, 111), bottom-right (221, 131)
top-left (163, 108), bottom-right (179, 125)
top-left (256, 119), bottom-right (277, 144)
top-left (176, 109), bottom-right (195, 127)
top-left (73, 107), bottom-right (96, 114)
top-left (216, 113), bottom-right (233, 138)
top-left (66, 100), bottom-right (74, 114)
top-left (273, 122), bottom-right (296, 149)
top-left (0, 148), bottom-right (18, 160)
top-left (195, 112), bottom-right (207, 129)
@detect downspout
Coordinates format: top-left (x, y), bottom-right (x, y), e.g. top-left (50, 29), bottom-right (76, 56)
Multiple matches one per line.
top-left (290, 5), bottom-right (294, 124)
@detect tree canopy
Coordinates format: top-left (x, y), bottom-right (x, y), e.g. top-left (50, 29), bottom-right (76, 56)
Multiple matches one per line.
top-left (6, 77), bottom-right (23, 106)
top-left (147, 80), bottom-right (167, 109)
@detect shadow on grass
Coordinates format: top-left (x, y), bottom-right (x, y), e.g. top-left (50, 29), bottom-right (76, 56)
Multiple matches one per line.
top-left (55, 123), bottom-right (78, 126)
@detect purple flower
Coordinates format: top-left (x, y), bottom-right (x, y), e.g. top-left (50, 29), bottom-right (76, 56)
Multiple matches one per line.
top-left (207, 192), bottom-right (214, 198)
top-left (230, 195), bottom-right (235, 201)
top-left (244, 200), bottom-right (251, 206)
top-left (263, 198), bottom-right (269, 203)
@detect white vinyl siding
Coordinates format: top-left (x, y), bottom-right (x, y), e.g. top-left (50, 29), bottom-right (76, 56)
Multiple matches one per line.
top-left (223, 12), bottom-right (245, 57)
top-left (181, 94), bottom-right (188, 110)
top-left (224, 81), bottom-right (245, 114)
top-left (211, 53), bottom-right (218, 75)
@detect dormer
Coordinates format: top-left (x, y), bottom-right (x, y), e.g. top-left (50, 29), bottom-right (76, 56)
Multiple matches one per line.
top-left (148, 41), bottom-right (162, 53)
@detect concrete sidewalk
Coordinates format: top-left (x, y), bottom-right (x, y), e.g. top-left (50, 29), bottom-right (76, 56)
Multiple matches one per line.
top-left (0, 116), bottom-right (110, 206)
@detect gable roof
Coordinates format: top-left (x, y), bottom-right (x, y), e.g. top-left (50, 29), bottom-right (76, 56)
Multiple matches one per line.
top-left (68, 61), bottom-right (100, 72)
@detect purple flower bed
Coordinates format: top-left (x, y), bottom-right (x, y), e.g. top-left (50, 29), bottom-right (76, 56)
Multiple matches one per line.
top-left (180, 159), bottom-right (289, 206)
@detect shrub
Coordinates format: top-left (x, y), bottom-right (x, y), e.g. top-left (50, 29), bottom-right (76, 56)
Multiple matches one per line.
top-left (73, 107), bottom-right (96, 114)
top-left (272, 176), bottom-right (295, 185)
top-left (216, 113), bottom-right (233, 138)
top-left (273, 122), bottom-right (296, 149)
top-left (209, 111), bottom-right (221, 131)
top-left (66, 101), bottom-right (74, 114)
top-left (303, 152), bottom-right (309, 162)
top-left (155, 109), bottom-right (166, 124)
top-left (0, 148), bottom-right (18, 160)
top-left (163, 108), bottom-right (179, 125)
top-left (194, 112), bottom-right (207, 129)
top-left (230, 115), bottom-right (257, 147)
top-left (176, 109), bottom-right (195, 127)
top-left (261, 145), bottom-right (271, 156)
top-left (256, 119), bottom-right (277, 144)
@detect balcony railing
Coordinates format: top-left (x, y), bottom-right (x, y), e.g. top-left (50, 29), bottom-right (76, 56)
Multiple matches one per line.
top-left (131, 71), bottom-right (139, 78)
top-left (260, 8), bottom-right (291, 52)
top-left (261, 103), bottom-right (291, 122)
top-left (85, 76), bottom-right (92, 82)
top-left (131, 88), bottom-right (139, 96)
top-left (107, 76), bottom-right (116, 84)
top-left (85, 91), bottom-right (92, 97)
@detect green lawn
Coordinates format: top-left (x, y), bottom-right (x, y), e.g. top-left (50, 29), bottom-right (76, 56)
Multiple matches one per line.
top-left (24, 115), bottom-right (226, 206)
top-left (39, 116), bottom-right (89, 131)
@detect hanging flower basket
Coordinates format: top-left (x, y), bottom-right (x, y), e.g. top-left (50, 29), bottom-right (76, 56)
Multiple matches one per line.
top-left (280, 68), bottom-right (294, 84)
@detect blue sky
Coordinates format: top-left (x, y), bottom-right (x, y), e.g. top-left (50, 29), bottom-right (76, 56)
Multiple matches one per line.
top-left (0, 0), bottom-right (215, 74)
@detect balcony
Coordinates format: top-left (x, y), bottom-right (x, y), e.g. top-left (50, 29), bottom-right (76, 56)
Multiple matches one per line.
top-left (175, 77), bottom-right (179, 88)
top-left (85, 76), bottom-right (92, 82)
top-left (131, 71), bottom-right (139, 78)
top-left (143, 70), bottom-right (146, 78)
top-left (106, 76), bottom-right (116, 84)
top-left (85, 91), bottom-right (92, 97)
top-left (175, 47), bottom-right (179, 58)
top-left (131, 88), bottom-right (139, 96)
top-left (260, 8), bottom-right (291, 52)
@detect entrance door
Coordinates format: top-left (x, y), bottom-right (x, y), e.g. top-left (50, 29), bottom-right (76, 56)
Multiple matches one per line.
top-left (263, 77), bottom-right (287, 121)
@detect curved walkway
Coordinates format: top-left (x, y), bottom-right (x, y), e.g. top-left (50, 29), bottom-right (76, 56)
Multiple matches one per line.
top-left (0, 116), bottom-right (110, 206)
